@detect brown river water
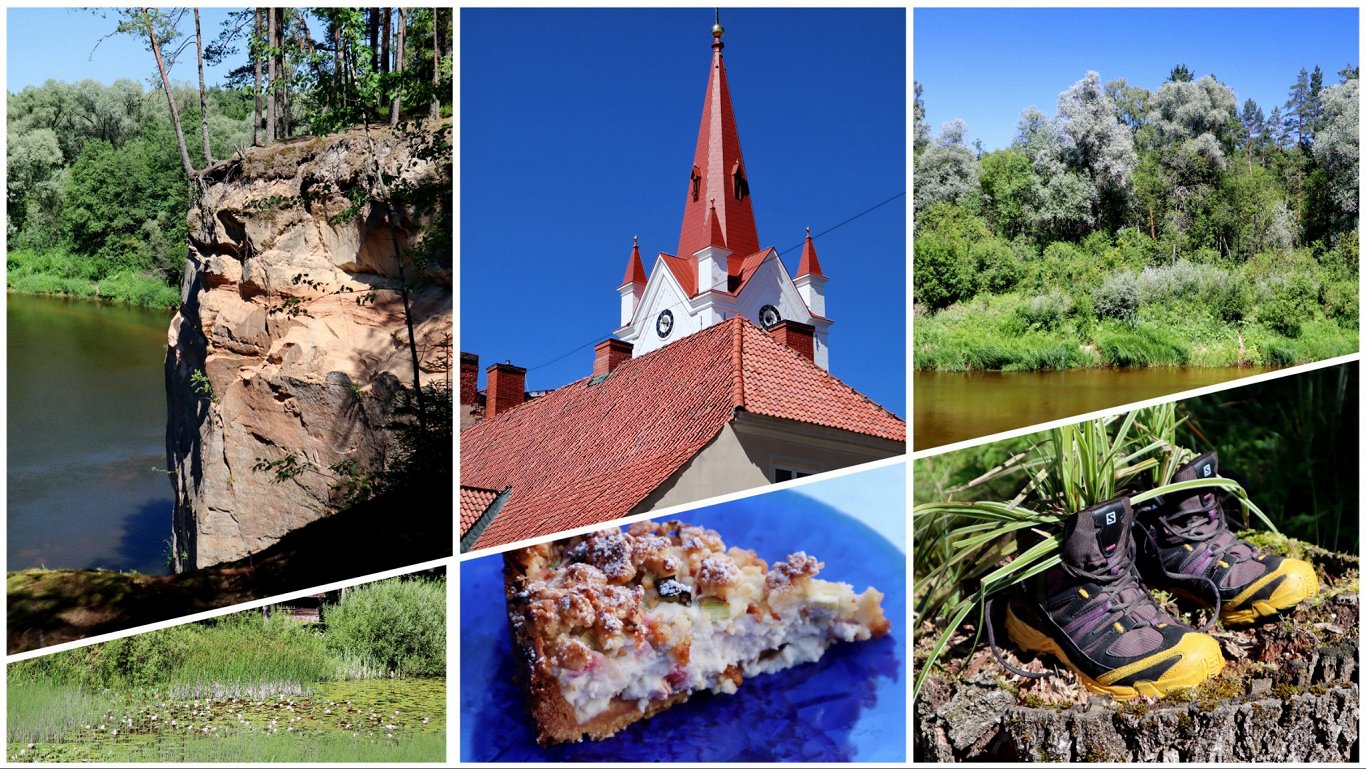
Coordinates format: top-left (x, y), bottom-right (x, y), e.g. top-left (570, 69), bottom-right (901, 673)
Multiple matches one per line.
top-left (914, 366), bottom-right (1276, 451)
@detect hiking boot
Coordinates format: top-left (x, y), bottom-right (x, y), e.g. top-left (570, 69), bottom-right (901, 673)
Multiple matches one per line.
top-left (1004, 497), bottom-right (1224, 699)
top-left (1134, 452), bottom-right (1318, 625)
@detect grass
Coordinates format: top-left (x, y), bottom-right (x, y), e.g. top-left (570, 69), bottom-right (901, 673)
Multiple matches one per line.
top-left (7, 680), bottom-right (108, 744)
top-left (6, 248), bottom-right (178, 309)
top-left (1094, 323), bottom-right (1190, 367)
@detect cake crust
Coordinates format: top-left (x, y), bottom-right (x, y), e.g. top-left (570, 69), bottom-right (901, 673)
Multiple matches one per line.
top-left (503, 520), bottom-right (890, 745)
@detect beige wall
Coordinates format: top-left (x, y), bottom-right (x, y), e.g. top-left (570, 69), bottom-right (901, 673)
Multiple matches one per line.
top-left (632, 412), bottom-right (904, 513)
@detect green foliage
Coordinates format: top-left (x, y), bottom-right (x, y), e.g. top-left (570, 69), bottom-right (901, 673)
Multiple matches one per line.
top-left (1255, 270), bottom-right (1319, 336)
top-left (253, 452), bottom-right (306, 483)
top-left (913, 203), bottom-right (988, 310)
top-left (1095, 323), bottom-right (1190, 367)
top-left (189, 370), bottom-right (215, 402)
top-left (324, 577), bottom-right (446, 678)
top-left (1092, 272), bottom-right (1139, 323)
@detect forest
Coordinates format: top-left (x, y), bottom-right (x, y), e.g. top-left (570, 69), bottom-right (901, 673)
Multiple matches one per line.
top-left (6, 7), bottom-right (452, 308)
top-left (914, 65), bottom-right (1359, 371)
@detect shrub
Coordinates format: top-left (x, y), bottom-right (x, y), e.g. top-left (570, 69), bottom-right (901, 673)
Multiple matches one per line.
top-left (1092, 272), bottom-right (1139, 324)
top-left (1323, 279), bottom-right (1359, 327)
top-left (972, 237), bottom-right (1024, 294)
top-left (1011, 290), bottom-right (1074, 333)
top-left (325, 576), bottom-right (446, 678)
top-left (1256, 272), bottom-right (1319, 337)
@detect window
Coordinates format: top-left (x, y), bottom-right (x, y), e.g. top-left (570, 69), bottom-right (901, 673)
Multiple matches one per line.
top-left (774, 467), bottom-right (812, 483)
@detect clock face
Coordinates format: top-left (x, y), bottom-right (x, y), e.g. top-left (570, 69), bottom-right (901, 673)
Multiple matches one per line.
top-left (656, 309), bottom-right (674, 338)
top-left (759, 304), bottom-right (781, 329)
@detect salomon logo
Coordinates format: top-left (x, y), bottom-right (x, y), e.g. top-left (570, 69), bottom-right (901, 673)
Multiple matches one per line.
top-left (1202, 464), bottom-right (1212, 477)
top-left (1106, 511), bottom-right (1117, 526)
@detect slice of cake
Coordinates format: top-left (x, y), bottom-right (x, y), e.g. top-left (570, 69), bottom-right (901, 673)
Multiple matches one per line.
top-left (502, 519), bottom-right (891, 745)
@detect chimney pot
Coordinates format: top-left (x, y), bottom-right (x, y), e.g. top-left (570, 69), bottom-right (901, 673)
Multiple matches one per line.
top-left (767, 320), bottom-right (816, 363)
top-left (594, 338), bottom-right (634, 376)
top-left (485, 362), bottom-right (527, 418)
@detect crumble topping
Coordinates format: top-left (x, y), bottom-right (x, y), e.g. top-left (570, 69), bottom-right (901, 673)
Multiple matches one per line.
top-left (505, 520), bottom-right (891, 731)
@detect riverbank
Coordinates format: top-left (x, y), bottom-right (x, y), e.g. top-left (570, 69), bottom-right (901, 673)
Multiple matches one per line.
top-left (915, 291), bottom-right (1357, 372)
top-left (8, 576), bottom-right (445, 763)
top-left (6, 249), bottom-right (179, 310)
top-left (8, 484), bottom-right (452, 653)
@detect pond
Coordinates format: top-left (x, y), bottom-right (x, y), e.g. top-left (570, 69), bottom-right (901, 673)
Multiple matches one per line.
top-left (914, 366), bottom-right (1277, 451)
top-left (7, 294), bottom-right (173, 573)
top-left (8, 677), bottom-right (446, 763)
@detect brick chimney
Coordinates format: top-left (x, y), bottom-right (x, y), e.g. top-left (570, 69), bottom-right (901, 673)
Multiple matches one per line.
top-left (485, 362), bottom-right (527, 418)
top-left (768, 320), bottom-right (816, 363)
top-left (460, 352), bottom-right (480, 406)
top-left (593, 339), bottom-right (633, 377)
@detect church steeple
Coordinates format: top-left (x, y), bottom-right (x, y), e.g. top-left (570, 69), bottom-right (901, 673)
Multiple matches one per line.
top-left (676, 14), bottom-right (760, 266)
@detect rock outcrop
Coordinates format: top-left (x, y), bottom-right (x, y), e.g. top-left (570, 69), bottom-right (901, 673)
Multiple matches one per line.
top-left (166, 122), bottom-right (452, 570)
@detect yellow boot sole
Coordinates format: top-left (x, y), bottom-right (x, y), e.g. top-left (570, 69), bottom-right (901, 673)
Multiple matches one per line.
top-left (1221, 558), bottom-right (1319, 625)
top-left (1005, 604), bottom-right (1224, 700)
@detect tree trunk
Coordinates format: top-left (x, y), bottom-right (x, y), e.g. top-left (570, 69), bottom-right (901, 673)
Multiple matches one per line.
top-left (276, 8), bottom-right (289, 139)
top-left (253, 8), bottom-right (263, 146)
top-left (430, 8), bottom-right (442, 119)
top-left (194, 9), bottom-right (212, 166)
top-left (381, 8), bottom-right (391, 78)
top-left (390, 8), bottom-right (404, 126)
top-left (266, 6), bottom-right (277, 144)
top-left (143, 9), bottom-right (196, 183)
top-left (368, 8), bottom-right (379, 76)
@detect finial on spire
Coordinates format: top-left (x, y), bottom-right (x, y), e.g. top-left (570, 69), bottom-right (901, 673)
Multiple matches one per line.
top-left (712, 8), bottom-right (724, 40)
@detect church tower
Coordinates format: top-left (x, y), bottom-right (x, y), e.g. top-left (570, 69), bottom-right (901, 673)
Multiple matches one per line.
top-left (614, 16), bottom-right (833, 369)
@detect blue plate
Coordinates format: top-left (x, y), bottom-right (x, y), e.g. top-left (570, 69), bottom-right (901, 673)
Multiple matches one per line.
top-left (459, 490), bottom-right (906, 762)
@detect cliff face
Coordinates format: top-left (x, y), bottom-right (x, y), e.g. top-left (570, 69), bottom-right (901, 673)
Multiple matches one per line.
top-left (166, 122), bottom-right (452, 570)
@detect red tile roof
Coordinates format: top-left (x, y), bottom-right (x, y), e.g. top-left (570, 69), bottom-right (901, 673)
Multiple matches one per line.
top-left (797, 228), bottom-right (825, 278)
top-left (460, 317), bottom-right (904, 550)
top-left (677, 37), bottom-right (760, 262)
top-left (620, 237), bottom-right (647, 287)
top-left (460, 485), bottom-right (501, 537)
top-left (658, 253), bottom-right (698, 297)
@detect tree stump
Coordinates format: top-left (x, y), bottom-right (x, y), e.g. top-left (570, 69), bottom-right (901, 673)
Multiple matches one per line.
top-left (914, 543), bottom-right (1359, 762)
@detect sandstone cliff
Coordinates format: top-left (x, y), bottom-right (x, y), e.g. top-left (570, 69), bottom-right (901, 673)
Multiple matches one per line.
top-left (166, 122), bottom-right (452, 570)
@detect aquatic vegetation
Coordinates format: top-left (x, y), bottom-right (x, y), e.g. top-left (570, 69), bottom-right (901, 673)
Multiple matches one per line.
top-left (8, 678), bottom-right (445, 763)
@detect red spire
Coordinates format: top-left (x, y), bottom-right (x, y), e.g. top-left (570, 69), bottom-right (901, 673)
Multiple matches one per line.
top-left (676, 19), bottom-right (760, 266)
top-left (620, 236), bottom-right (647, 287)
top-left (704, 199), bottom-right (727, 249)
top-left (797, 227), bottom-right (825, 278)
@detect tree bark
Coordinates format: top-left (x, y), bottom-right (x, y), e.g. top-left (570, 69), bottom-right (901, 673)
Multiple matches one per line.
top-left (253, 8), bottom-right (263, 146)
top-left (368, 8), bottom-right (379, 77)
top-left (194, 9), bottom-right (212, 166)
top-left (390, 8), bottom-right (404, 126)
top-left (277, 8), bottom-right (289, 139)
top-left (430, 8), bottom-right (442, 119)
top-left (265, 7), bottom-right (277, 144)
top-left (143, 9), bottom-right (196, 183)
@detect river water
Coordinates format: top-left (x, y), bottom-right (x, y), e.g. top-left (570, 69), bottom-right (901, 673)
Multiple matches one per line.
top-left (914, 366), bottom-right (1276, 451)
top-left (8, 294), bottom-right (173, 573)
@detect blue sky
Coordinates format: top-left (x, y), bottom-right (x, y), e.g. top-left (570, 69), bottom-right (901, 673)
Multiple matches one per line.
top-left (460, 8), bottom-right (907, 417)
top-left (8, 8), bottom-right (249, 92)
top-left (916, 7), bottom-right (1359, 152)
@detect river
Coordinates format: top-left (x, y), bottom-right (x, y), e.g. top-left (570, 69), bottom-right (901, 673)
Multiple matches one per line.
top-left (914, 366), bottom-right (1276, 451)
top-left (8, 294), bottom-right (172, 573)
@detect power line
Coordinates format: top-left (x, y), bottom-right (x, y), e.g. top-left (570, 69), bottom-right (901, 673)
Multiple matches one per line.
top-left (521, 190), bottom-right (905, 373)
